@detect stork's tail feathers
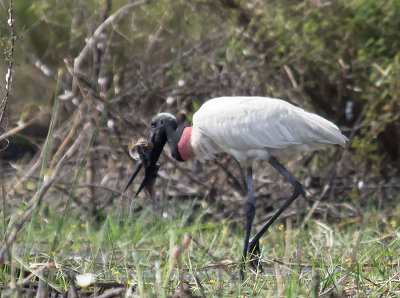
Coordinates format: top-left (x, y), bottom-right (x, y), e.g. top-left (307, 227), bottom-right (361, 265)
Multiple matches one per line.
top-left (298, 110), bottom-right (348, 148)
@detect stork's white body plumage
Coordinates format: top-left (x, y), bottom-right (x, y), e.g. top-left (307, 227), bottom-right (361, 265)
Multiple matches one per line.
top-left (191, 96), bottom-right (348, 162)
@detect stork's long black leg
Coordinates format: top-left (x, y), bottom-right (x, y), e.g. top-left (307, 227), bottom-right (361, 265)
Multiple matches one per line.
top-left (240, 166), bottom-right (256, 280)
top-left (248, 156), bottom-right (304, 267)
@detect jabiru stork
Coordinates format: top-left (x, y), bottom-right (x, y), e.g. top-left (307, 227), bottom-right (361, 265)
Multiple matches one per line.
top-left (124, 96), bottom-right (348, 278)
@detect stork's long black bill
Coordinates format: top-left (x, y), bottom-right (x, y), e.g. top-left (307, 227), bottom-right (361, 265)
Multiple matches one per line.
top-left (123, 161), bottom-right (143, 193)
top-left (133, 178), bottom-right (146, 199)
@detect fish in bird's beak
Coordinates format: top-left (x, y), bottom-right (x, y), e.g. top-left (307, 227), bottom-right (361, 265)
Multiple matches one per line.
top-left (123, 138), bottom-right (160, 199)
top-left (123, 113), bottom-right (172, 199)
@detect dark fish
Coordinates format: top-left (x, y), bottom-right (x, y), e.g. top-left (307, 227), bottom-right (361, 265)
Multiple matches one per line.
top-left (124, 139), bottom-right (160, 205)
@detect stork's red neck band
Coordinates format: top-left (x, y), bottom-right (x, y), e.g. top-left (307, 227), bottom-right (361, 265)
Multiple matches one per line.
top-left (178, 126), bottom-right (195, 161)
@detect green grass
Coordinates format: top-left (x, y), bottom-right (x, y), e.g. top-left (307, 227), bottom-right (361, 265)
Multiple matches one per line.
top-left (2, 196), bottom-right (400, 297)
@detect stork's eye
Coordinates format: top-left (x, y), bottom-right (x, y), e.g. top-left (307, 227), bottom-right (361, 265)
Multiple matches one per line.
top-left (151, 122), bottom-right (156, 128)
top-left (160, 119), bottom-right (164, 125)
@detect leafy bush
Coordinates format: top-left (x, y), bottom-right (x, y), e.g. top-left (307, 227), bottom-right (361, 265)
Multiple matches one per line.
top-left (225, 0), bottom-right (400, 168)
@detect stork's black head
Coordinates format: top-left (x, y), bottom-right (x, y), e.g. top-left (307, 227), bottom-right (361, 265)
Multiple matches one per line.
top-left (123, 113), bottom-right (178, 197)
top-left (147, 113), bottom-right (178, 163)
top-left (148, 113), bottom-right (178, 146)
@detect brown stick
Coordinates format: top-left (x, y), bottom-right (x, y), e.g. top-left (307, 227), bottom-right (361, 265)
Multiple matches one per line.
top-left (0, 111), bottom-right (48, 142)
top-left (49, 105), bottom-right (82, 171)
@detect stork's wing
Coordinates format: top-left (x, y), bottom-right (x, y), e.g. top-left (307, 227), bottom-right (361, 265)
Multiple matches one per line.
top-left (193, 97), bottom-right (347, 156)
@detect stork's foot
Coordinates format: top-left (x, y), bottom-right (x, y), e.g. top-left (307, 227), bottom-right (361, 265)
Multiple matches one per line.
top-left (239, 240), bottom-right (263, 280)
top-left (248, 239), bottom-right (264, 274)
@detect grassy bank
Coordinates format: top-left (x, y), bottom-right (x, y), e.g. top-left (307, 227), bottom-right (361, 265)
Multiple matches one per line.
top-left (1, 197), bottom-right (400, 297)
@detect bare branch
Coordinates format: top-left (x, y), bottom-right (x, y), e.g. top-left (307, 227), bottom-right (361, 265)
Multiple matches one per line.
top-left (0, 111), bottom-right (48, 142)
top-left (1, 0), bottom-right (15, 278)
top-left (0, 0), bottom-right (16, 126)
top-left (73, 0), bottom-right (152, 73)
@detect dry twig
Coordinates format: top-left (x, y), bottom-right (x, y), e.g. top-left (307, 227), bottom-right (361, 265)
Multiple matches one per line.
top-left (72, 0), bottom-right (153, 93)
